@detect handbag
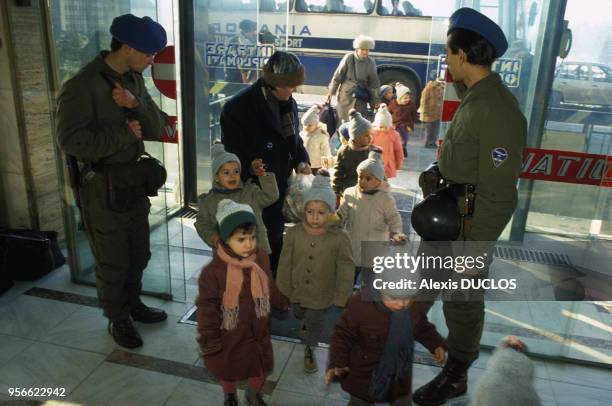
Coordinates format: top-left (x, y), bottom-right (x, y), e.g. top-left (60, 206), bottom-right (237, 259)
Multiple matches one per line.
top-left (0, 229), bottom-right (66, 281)
top-left (318, 101), bottom-right (338, 136)
top-left (105, 153), bottom-right (167, 212)
top-left (352, 84), bottom-right (371, 102)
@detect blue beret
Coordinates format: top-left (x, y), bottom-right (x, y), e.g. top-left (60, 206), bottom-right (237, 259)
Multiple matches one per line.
top-left (447, 7), bottom-right (508, 58)
top-left (110, 14), bottom-right (167, 54)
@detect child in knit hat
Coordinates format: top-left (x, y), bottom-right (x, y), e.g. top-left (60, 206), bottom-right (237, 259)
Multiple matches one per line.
top-left (196, 199), bottom-right (288, 406)
top-left (388, 83), bottom-right (417, 157)
top-left (332, 110), bottom-right (380, 197)
top-left (300, 104), bottom-right (332, 172)
top-left (469, 336), bottom-right (540, 406)
top-left (371, 103), bottom-right (404, 179)
top-left (338, 151), bottom-right (407, 283)
top-left (326, 266), bottom-right (446, 406)
top-left (276, 170), bottom-right (354, 375)
top-left (195, 142), bottom-right (279, 253)
top-left (379, 84), bottom-right (394, 105)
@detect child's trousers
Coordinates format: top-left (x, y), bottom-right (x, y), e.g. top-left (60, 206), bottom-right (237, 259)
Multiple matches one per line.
top-left (292, 303), bottom-right (327, 348)
top-left (220, 375), bottom-right (265, 394)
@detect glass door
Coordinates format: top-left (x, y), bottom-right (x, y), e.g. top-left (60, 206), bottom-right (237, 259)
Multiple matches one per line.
top-left (48, 0), bottom-right (185, 301)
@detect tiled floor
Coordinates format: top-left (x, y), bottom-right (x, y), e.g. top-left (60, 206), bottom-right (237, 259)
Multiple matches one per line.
top-left (1, 263), bottom-right (611, 406)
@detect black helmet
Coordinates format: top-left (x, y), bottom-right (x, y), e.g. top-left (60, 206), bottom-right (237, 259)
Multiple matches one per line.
top-left (411, 186), bottom-right (461, 241)
top-left (137, 153), bottom-right (167, 197)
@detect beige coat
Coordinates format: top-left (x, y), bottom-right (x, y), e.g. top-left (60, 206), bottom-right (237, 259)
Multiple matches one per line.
top-left (419, 80), bottom-right (444, 123)
top-left (195, 174), bottom-right (278, 253)
top-left (337, 183), bottom-right (403, 266)
top-left (276, 223), bottom-right (354, 310)
top-left (300, 125), bottom-right (331, 169)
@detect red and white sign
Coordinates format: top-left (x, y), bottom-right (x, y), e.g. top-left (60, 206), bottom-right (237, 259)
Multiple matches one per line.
top-left (160, 115), bottom-right (179, 144)
top-left (441, 70), bottom-right (460, 122)
top-left (521, 148), bottom-right (612, 187)
top-left (152, 45), bottom-right (176, 100)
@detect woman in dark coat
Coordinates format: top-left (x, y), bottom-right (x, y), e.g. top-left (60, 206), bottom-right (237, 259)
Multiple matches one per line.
top-left (196, 199), bottom-right (288, 406)
top-left (221, 51), bottom-right (311, 275)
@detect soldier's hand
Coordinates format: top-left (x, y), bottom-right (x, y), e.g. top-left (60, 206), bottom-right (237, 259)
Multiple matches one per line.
top-left (113, 82), bottom-right (139, 109)
top-left (391, 232), bottom-right (408, 243)
top-left (325, 367), bottom-right (349, 384)
top-left (127, 120), bottom-right (142, 139)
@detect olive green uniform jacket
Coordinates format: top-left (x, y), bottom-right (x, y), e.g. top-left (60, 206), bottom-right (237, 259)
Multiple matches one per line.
top-left (194, 174), bottom-right (279, 253)
top-left (55, 52), bottom-right (167, 321)
top-left (439, 73), bottom-right (526, 242)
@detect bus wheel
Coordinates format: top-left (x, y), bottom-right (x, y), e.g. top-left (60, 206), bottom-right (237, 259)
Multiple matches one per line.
top-left (378, 70), bottom-right (421, 100)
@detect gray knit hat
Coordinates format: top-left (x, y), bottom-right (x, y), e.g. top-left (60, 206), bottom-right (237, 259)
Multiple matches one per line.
top-left (353, 34), bottom-right (375, 50)
top-left (216, 199), bottom-right (257, 241)
top-left (357, 150), bottom-right (385, 181)
top-left (373, 104), bottom-right (392, 128)
top-left (301, 104), bottom-right (320, 126)
top-left (212, 143), bottom-right (241, 177)
top-left (396, 83), bottom-right (412, 100)
top-left (348, 110), bottom-right (372, 140)
top-left (262, 51), bottom-right (305, 88)
top-left (379, 85), bottom-right (393, 99)
top-left (302, 170), bottom-right (336, 211)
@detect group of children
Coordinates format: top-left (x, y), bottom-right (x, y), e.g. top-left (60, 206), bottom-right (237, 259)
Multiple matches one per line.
top-left (194, 84), bottom-right (436, 406)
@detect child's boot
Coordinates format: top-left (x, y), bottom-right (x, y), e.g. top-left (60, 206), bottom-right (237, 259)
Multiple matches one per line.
top-left (246, 390), bottom-right (268, 406)
top-left (304, 346), bottom-right (318, 373)
top-left (223, 392), bottom-right (238, 406)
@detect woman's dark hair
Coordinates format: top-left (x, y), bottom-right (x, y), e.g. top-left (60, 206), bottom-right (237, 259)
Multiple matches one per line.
top-left (447, 28), bottom-right (496, 67)
top-left (110, 38), bottom-right (124, 52)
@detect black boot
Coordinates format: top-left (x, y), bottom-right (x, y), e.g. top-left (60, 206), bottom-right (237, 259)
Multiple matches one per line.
top-left (224, 393), bottom-right (238, 406)
top-left (108, 319), bottom-right (143, 349)
top-left (412, 356), bottom-right (469, 405)
top-left (131, 302), bottom-right (168, 323)
top-left (246, 391), bottom-right (267, 406)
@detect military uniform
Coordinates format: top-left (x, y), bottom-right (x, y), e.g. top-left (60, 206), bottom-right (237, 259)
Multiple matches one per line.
top-left (437, 72), bottom-right (526, 364)
top-left (56, 52), bottom-right (167, 322)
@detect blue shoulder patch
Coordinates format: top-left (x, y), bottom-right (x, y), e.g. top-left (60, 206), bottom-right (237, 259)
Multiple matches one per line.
top-left (491, 147), bottom-right (508, 168)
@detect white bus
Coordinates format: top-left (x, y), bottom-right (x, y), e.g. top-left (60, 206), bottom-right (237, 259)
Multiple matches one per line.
top-left (205, 0), bottom-right (458, 98)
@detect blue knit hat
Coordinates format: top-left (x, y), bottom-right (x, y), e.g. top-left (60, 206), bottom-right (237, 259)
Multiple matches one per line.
top-left (110, 14), bottom-right (167, 54)
top-left (448, 7), bottom-right (508, 58)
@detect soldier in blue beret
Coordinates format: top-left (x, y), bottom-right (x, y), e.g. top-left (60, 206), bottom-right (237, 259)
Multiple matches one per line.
top-left (56, 14), bottom-right (169, 349)
top-left (412, 8), bottom-right (526, 405)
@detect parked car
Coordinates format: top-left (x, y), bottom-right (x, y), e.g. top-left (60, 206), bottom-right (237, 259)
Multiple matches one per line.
top-left (552, 61), bottom-right (612, 108)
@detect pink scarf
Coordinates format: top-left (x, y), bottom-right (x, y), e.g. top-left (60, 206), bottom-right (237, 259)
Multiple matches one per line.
top-left (216, 245), bottom-right (270, 330)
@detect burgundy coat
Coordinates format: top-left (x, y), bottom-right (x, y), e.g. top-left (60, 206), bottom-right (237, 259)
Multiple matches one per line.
top-left (196, 249), bottom-right (289, 381)
top-left (388, 99), bottom-right (417, 130)
top-left (328, 294), bottom-right (446, 403)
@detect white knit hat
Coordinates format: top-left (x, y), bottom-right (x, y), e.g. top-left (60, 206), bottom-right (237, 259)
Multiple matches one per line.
top-left (396, 84), bottom-right (412, 100)
top-left (211, 143), bottom-right (241, 177)
top-left (357, 150), bottom-right (385, 181)
top-left (353, 34), bottom-right (375, 50)
top-left (215, 199), bottom-right (257, 241)
top-left (303, 170), bottom-right (336, 211)
top-left (373, 104), bottom-right (393, 128)
top-left (301, 105), bottom-right (320, 126)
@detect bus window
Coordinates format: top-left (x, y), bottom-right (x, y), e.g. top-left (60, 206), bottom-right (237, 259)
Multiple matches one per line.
top-left (209, 0), bottom-right (294, 12)
top-left (296, 0), bottom-right (374, 14)
top-left (377, 1), bottom-right (457, 17)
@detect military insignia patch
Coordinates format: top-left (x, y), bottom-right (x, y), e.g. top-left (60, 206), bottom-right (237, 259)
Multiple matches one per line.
top-left (491, 147), bottom-right (508, 168)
